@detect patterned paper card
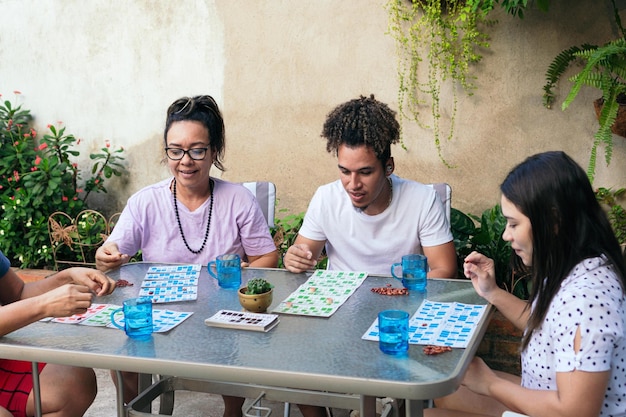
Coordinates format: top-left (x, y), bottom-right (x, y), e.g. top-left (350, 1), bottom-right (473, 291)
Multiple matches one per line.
top-left (362, 300), bottom-right (488, 348)
top-left (52, 303), bottom-right (110, 324)
top-left (272, 270), bottom-right (368, 317)
top-left (140, 264), bottom-right (201, 303)
top-left (51, 303), bottom-right (193, 333)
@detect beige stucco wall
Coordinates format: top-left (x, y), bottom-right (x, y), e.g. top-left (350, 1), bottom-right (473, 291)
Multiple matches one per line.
top-left (1, 0), bottom-right (624, 219)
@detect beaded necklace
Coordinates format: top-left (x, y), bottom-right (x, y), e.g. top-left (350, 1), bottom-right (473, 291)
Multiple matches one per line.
top-left (172, 178), bottom-right (214, 254)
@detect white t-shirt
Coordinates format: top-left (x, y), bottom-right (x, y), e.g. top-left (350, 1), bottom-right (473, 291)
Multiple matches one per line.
top-left (298, 175), bottom-right (452, 275)
top-left (106, 177), bottom-right (277, 264)
top-left (521, 256), bottom-right (626, 416)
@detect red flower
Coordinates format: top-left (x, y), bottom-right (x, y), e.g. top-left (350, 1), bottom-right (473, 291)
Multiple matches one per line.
top-left (13, 90), bottom-right (21, 95)
top-left (62, 196), bottom-right (68, 202)
top-left (34, 156), bottom-right (42, 165)
top-left (30, 167), bottom-right (37, 172)
top-left (38, 143), bottom-right (48, 151)
top-left (46, 124), bottom-right (52, 129)
top-left (105, 140), bottom-right (111, 148)
top-left (76, 138), bottom-right (81, 145)
top-left (13, 171), bottom-right (19, 182)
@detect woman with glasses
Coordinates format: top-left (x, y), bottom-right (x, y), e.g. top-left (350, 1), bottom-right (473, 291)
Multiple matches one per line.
top-left (96, 95), bottom-right (278, 417)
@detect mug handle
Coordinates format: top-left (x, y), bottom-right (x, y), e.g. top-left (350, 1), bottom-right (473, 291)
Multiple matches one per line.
top-left (110, 308), bottom-right (125, 330)
top-left (207, 261), bottom-right (218, 279)
top-left (390, 263), bottom-right (403, 281)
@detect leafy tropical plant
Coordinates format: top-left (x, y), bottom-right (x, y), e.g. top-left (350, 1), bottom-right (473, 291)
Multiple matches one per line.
top-left (245, 278), bottom-right (274, 295)
top-left (542, 0), bottom-right (626, 182)
top-left (0, 92), bottom-right (127, 268)
top-left (271, 210), bottom-right (327, 269)
top-left (387, 0), bottom-right (548, 166)
top-left (595, 187), bottom-right (626, 245)
top-left (451, 204), bottom-right (530, 299)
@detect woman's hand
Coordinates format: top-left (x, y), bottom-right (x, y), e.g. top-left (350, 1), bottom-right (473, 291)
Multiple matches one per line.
top-left (95, 243), bottom-right (130, 272)
top-left (463, 251), bottom-right (499, 301)
top-left (461, 357), bottom-right (500, 397)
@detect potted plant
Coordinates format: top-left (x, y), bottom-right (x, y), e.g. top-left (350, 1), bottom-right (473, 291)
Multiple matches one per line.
top-left (238, 278), bottom-right (274, 313)
top-left (542, 0), bottom-right (626, 182)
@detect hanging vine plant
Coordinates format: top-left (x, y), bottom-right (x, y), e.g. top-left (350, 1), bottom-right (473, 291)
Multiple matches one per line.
top-left (387, 0), bottom-right (548, 166)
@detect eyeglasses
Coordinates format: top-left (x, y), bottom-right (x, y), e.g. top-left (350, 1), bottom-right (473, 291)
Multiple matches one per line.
top-left (165, 147), bottom-right (209, 161)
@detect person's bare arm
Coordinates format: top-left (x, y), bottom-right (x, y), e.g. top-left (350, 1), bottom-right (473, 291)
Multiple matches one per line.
top-left (464, 328), bottom-right (608, 417)
top-left (0, 268), bottom-right (115, 336)
top-left (464, 251), bottom-right (529, 329)
top-left (247, 250), bottom-right (279, 268)
top-left (283, 235), bottom-right (326, 273)
top-left (423, 241), bottom-right (458, 278)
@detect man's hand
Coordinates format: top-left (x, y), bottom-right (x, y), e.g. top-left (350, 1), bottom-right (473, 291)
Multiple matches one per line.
top-left (284, 243), bottom-right (317, 273)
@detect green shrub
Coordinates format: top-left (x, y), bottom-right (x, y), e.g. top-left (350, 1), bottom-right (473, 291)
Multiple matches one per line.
top-left (0, 91), bottom-right (127, 268)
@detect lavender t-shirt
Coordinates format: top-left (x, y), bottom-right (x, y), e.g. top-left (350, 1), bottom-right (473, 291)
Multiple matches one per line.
top-left (106, 178), bottom-right (276, 264)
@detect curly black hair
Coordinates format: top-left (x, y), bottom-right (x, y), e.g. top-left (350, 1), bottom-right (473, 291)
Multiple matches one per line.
top-left (321, 94), bottom-right (400, 164)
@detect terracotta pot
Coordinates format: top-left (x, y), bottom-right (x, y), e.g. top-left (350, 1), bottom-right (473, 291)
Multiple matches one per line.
top-left (593, 98), bottom-right (626, 138)
top-left (238, 287), bottom-right (273, 313)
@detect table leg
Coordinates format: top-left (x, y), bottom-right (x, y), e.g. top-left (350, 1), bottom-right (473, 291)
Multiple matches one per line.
top-left (115, 370), bottom-right (126, 417)
top-left (360, 396), bottom-right (377, 417)
top-left (31, 362), bottom-right (42, 417)
top-left (405, 399), bottom-right (424, 417)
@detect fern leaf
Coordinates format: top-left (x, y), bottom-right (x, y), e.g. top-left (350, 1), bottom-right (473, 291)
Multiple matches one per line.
top-left (543, 44), bottom-right (596, 109)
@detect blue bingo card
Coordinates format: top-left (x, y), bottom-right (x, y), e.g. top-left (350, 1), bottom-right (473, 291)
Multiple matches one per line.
top-left (141, 264), bottom-right (201, 303)
top-left (362, 300), bottom-right (488, 348)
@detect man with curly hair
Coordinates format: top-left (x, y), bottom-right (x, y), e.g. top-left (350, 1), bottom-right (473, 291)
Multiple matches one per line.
top-left (284, 95), bottom-right (457, 278)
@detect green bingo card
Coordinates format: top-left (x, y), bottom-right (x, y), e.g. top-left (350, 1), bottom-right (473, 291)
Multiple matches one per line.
top-left (272, 270), bottom-right (368, 317)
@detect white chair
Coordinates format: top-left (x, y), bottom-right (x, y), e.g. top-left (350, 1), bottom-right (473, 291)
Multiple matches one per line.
top-left (242, 181), bottom-right (276, 228)
top-left (426, 182), bottom-right (452, 225)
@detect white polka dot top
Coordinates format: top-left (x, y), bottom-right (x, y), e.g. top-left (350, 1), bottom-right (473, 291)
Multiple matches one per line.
top-left (521, 256), bottom-right (626, 416)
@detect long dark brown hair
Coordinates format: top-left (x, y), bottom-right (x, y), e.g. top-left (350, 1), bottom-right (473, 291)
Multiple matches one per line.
top-left (501, 151), bottom-right (626, 350)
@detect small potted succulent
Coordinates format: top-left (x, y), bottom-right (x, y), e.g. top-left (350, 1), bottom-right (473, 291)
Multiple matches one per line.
top-left (238, 278), bottom-right (274, 313)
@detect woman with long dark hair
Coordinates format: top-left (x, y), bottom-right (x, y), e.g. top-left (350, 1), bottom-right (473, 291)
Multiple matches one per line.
top-left (428, 151), bottom-right (626, 417)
